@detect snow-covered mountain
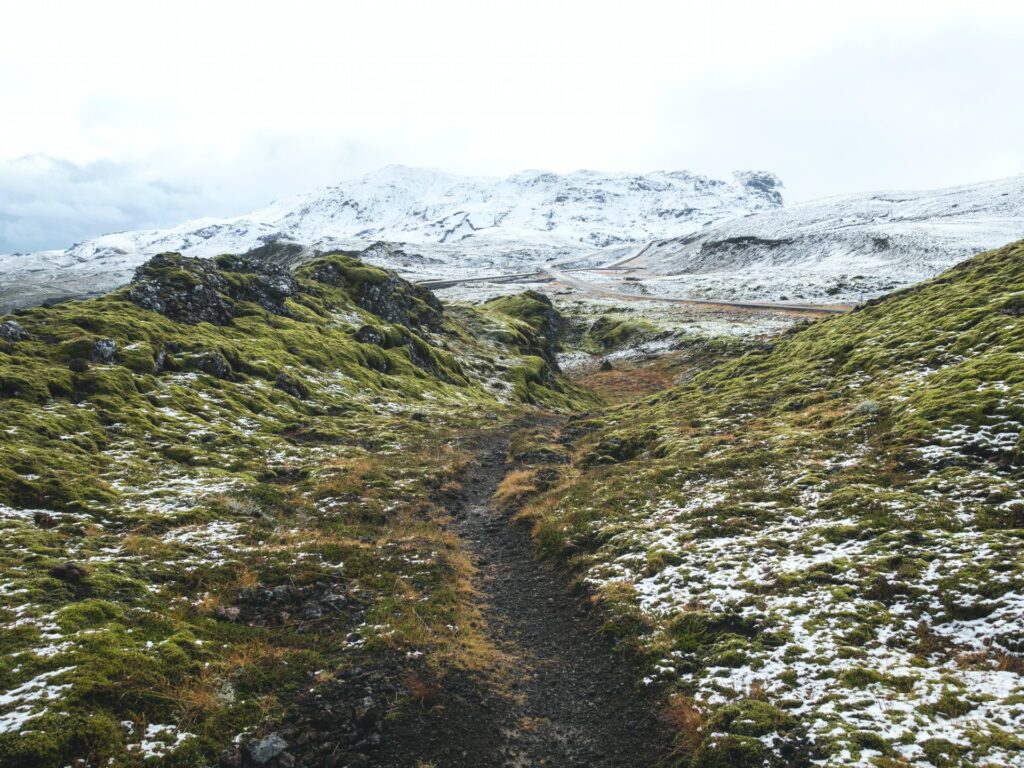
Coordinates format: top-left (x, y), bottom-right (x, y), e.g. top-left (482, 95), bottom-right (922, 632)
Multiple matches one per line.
top-left (617, 174), bottom-right (1024, 304)
top-left (0, 165), bottom-right (783, 312)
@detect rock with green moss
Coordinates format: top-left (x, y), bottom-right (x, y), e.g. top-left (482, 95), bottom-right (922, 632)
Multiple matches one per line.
top-left (693, 734), bottom-right (769, 768)
top-left (127, 252), bottom-right (298, 324)
top-left (304, 254), bottom-right (443, 331)
top-left (484, 290), bottom-right (564, 365)
top-left (0, 320), bottom-right (30, 342)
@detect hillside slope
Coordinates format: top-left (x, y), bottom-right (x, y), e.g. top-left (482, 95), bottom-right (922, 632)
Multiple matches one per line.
top-left (518, 240), bottom-right (1024, 767)
top-left (628, 174), bottom-right (1024, 304)
top-left (0, 166), bottom-right (783, 312)
top-left (0, 252), bottom-right (586, 767)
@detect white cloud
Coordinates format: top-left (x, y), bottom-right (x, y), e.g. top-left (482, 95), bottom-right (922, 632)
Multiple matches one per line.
top-left (0, 0), bottom-right (1022, 251)
top-left (0, 156), bottom-right (213, 253)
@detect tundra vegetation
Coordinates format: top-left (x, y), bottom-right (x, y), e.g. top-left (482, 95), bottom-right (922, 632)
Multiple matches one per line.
top-left (515, 241), bottom-right (1024, 766)
top-left (0, 252), bottom-right (587, 767)
top-left (3, 241), bottom-right (1024, 767)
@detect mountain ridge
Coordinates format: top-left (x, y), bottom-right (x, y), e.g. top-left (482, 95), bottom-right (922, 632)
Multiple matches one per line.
top-left (0, 164), bottom-right (784, 312)
top-left (618, 173), bottom-right (1024, 303)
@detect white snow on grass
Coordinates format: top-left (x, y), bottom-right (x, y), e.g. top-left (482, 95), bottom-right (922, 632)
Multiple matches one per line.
top-left (0, 666), bottom-right (76, 734)
top-left (124, 722), bottom-right (196, 758)
top-left (583, 472), bottom-right (1024, 766)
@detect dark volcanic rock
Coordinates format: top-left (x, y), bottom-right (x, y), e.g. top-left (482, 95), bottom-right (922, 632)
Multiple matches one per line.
top-left (216, 255), bottom-right (299, 314)
top-left (244, 733), bottom-right (288, 765)
top-left (127, 253), bottom-right (298, 325)
top-left (33, 511), bottom-right (56, 529)
top-left (90, 338), bottom-right (118, 363)
top-left (50, 561), bottom-right (87, 583)
top-left (354, 324), bottom-right (385, 346)
top-left (275, 372), bottom-right (309, 399)
top-left (0, 320), bottom-right (30, 342)
top-left (128, 254), bottom-right (234, 325)
top-left (194, 351), bottom-right (232, 379)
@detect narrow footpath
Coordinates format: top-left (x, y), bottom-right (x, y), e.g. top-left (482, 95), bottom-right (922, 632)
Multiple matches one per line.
top-left (372, 426), bottom-right (675, 767)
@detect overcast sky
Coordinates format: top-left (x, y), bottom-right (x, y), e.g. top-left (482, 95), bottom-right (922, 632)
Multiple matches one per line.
top-left (2, 0), bottom-right (1023, 252)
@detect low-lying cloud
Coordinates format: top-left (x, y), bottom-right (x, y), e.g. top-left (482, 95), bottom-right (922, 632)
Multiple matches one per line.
top-left (0, 155), bottom-right (215, 253)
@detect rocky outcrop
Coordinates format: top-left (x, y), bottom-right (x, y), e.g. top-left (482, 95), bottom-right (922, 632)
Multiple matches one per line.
top-left (127, 253), bottom-right (298, 325)
top-left (193, 351), bottom-right (232, 379)
top-left (483, 290), bottom-right (564, 369)
top-left (354, 324), bottom-right (385, 345)
top-left (306, 256), bottom-right (444, 332)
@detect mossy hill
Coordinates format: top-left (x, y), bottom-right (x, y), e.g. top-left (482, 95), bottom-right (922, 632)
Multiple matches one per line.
top-left (0, 251), bottom-right (589, 767)
top-left (515, 241), bottom-right (1024, 767)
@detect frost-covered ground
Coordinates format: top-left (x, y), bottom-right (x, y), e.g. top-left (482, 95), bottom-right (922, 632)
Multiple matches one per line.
top-left (549, 294), bottom-right (794, 374)
top-left (616, 174), bottom-right (1024, 305)
top-left (0, 252), bottom-right (586, 765)
top-left (584, 477), bottom-right (1024, 767)
top-left (572, 264), bottom-right (922, 306)
top-left (522, 242), bottom-right (1024, 767)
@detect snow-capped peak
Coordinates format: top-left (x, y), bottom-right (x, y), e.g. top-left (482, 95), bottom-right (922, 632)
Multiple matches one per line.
top-left (0, 165), bottom-right (784, 311)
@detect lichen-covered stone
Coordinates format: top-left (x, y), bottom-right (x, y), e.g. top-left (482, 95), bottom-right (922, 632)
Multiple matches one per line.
top-left (90, 338), bottom-right (117, 363)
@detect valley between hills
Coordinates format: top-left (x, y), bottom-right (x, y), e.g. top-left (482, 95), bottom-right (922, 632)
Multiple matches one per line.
top-left (1, 170), bottom-right (1023, 768)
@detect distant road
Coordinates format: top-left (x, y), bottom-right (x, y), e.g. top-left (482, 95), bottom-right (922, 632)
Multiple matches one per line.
top-left (538, 266), bottom-right (853, 315)
top-left (417, 251), bottom-right (853, 316)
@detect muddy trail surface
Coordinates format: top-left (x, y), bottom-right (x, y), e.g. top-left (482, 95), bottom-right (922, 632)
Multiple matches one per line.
top-left (372, 423), bottom-right (675, 768)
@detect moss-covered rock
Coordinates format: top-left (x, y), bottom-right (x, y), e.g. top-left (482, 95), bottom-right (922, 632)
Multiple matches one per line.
top-left (303, 253), bottom-right (443, 331)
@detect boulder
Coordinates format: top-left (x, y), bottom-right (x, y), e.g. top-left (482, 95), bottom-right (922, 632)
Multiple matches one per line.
top-left (195, 351), bottom-right (232, 379)
top-left (0, 320), bottom-right (30, 342)
top-left (90, 338), bottom-right (118, 363)
top-left (275, 373), bottom-right (309, 399)
top-left (307, 257), bottom-right (443, 331)
top-left (244, 733), bottom-right (288, 765)
top-left (354, 325), bottom-right (385, 346)
top-left (50, 561), bottom-right (87, 583)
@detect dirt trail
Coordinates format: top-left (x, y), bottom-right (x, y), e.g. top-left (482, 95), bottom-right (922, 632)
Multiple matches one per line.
top-left (372, 426), bottom-right (674, 768)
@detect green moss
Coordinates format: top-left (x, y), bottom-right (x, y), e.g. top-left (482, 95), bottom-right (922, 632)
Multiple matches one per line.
top-left (706, 699), bottom-right (792, 737)
top-left (0, 250), bottom-right (593, 766)
top-left (586, 315), bottom-right (662, 351)
top-left (693, 734), bottom-right (769, 768)
top-left (519, 240), bottom-right (1024, 763)
top-left (920, 738), bottom-right (967, 767)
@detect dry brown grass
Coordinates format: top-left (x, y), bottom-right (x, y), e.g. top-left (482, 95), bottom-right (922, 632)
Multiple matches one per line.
top-left (575, 366), bottom-right (676, 403)
top-left (493, 468), bottom-right (539, 511)
top-left (661, 694), bottom-right (706, 754)
top-left (957, 649), bottom-right (1024, 674)
top-left (516, 715), bottom-right (549, 733)
top-left (171, 671), bottom-right (224, 729)
top-left (748, 680), bottom-right (768, 700)
top-left (996, 652), bottom-right (1024, 674)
